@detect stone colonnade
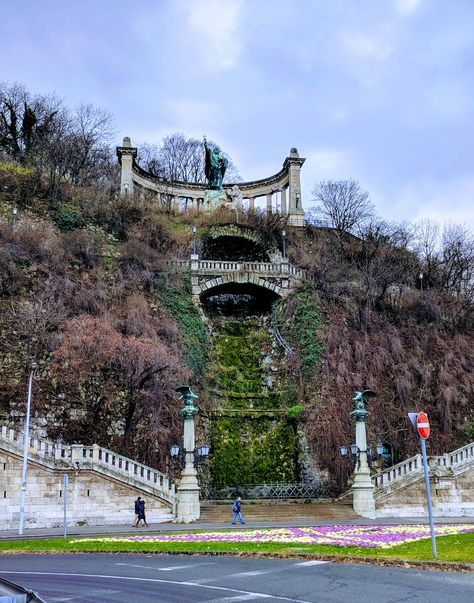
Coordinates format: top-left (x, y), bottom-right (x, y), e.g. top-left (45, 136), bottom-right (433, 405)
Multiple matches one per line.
top-left (117, 138), bottom-right (306, 226)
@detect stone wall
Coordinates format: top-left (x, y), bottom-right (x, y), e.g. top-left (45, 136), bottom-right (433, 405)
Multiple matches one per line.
top-left (0, 449), bottom-right (175, 530)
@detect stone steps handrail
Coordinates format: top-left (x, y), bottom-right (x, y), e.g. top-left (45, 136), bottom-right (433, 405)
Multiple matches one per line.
top-left (433, 441), bottom-right (474, 470)
top-left (0, 425), bottom-right (175, 502)
top-left (373, 441), bottom-right (474, 490)
top-left (372, 454), bottom-right (423, 489)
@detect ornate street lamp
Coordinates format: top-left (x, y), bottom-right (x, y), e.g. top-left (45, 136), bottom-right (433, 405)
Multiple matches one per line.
top-left (340, 389), bottom-right (379, 517)
top-left (282, 229), bottom-right (286, 259)
top-left (173, 386), bottom-right (209, 523)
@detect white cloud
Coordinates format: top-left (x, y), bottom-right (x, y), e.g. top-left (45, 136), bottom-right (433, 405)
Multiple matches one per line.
top-left (305, 148), bottom-right (353, 180)
top-left (330, 109), bottom-right (348, 123)
top-left (341, 27), bottom-right (394, 60)
top-left (166, 99), bottom-right (219, 134)
top-left (394, 0), bottom-right (422, 16)
top-left (181, 0), bottom-right (243, 71)
top-left (390, 178), bottom-right (474, 230)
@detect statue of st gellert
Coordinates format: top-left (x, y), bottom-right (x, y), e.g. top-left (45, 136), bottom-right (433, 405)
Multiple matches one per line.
top-left (204, 137), bottom-right (228, 190)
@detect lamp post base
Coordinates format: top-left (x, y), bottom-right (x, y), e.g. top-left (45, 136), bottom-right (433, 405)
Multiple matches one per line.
top-left (352, 475), bottom-right (376, 518)
top-left (176, 470), bottom-right (200, 523)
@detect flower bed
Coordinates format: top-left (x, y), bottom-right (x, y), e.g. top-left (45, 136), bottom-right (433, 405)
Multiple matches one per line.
top-left (72, 524), bottom-right (474, 549)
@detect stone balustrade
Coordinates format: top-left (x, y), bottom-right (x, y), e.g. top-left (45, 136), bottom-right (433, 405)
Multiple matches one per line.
top-left (433, 442), bottom-right (474, 469)
top-left (164, 259), bottom-right (304, 280)
top-left (0, 425), bottom-right (175, 504)
top-left (373, 441), bottom-right (474, 490)
top-left (372, 454), bottom-right (423, 489)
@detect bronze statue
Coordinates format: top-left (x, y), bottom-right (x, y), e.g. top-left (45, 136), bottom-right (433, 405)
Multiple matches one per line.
top-left (204, 137), bottom-right (228, 190)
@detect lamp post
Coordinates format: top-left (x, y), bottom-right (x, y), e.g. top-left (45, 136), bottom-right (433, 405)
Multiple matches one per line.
top-left (173, 386), bottom-right (206, 523)
top-left (19, 361), bottom-right (37, 535)
top-left (12, 207), bottom-right (18, 230)
top-left (340, 440), bottom-right (383, 471)
top-left (192, 226), bottom-right (197, 256)
top-left (419, 271), bottom-right (424, 292)
top-left (348, 389), bottom-right (377, 517)
top-left (282, 229), bottom-right (286, 259)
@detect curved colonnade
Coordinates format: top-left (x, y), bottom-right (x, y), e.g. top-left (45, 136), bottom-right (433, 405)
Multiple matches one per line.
top-left (117, 137), bottom-right (306, 226)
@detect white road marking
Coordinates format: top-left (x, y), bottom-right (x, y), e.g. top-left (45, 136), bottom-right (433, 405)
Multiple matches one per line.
top-left (116, 561), bottom-right (214, 572)
top-left (0, 571), bottom-right (312, 603)
top-left (205, 595), bottom-right (271, 602)
top-left (293, 560), bottom-right (329, 566)
top-left (229, 570), bottom-right (276, 577)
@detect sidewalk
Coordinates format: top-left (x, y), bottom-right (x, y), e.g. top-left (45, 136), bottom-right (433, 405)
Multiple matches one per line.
top-left (1, 516), bottom-right (473, 540)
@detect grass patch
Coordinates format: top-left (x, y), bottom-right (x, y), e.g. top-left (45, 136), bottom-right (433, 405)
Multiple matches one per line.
top-left (1, 531), bottom-right (473, 563)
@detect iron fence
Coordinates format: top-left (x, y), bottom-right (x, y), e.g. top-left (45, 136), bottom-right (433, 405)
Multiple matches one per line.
top-left (209, 481), bottom-right (325, 500)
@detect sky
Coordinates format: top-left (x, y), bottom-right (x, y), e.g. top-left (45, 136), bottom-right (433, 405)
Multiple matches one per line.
top-left (2, 0), bottom-right (474, 227)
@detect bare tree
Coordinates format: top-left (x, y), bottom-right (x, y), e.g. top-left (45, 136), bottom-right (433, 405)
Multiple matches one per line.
top-left (311, 179), bottom-right (375, 233)
top-left (0, 82), bottom-right (65, 165)
top-left (440, 223), bottom-right (474, 299)
top-left (412, 219), bottom-right (441, 286)
top-left (138, 132), bottom-right (241, 184)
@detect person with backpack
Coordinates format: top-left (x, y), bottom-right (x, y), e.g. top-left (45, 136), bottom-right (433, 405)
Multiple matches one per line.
top-left (231, 496), bottom-right (245, 525)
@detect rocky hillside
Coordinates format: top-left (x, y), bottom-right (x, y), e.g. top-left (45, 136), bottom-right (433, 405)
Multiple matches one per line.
top-left (0, 181), bottom-right (473, 491)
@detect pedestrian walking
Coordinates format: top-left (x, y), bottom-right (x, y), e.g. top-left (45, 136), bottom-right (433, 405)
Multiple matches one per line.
top-left (136, 498), bottom-right (148, 527)
top-left (231, 496), bottom-right (245, 525)
top-left (132, 496), bottom-right (141, 527)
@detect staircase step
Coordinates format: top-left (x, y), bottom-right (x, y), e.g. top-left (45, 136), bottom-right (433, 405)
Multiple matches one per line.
top-left (199, 501), bottom-right (357, 523)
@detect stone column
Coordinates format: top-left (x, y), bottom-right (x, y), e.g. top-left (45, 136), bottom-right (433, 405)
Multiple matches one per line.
top-left (280, 187), bottom-right (287, 215)
top-left (116, 136), bottom-right (137, 196)
top-left (267, 193), bottom-right (273, 214)
top-left (248, 197), bottom-right (255, 211)
top-left (350, 391), bottom-right (376, 518)
top-left (176, 387), bottom-right (200, 523)
top-left (285, 148), bottom-right (305, 226)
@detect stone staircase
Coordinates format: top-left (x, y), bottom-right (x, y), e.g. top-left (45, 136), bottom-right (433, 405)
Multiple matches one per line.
top-left (0, 425), bottom-right (176, 529)
top-left (372, 441), bottom-right (474, 517)
top-left (200, 500), bottom-right (357, 523)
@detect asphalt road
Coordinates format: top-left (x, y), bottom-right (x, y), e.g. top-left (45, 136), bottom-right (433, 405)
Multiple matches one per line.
top-left (0, 554), bottom-right (473, 603)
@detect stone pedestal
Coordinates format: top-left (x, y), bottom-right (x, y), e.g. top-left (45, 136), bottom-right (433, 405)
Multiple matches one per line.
top-left (203, 189), bottom-right (228, 211)
top-left (176, 464), bottom-right (200, 523)
top-left (352, 415), bottom-right (375, 518)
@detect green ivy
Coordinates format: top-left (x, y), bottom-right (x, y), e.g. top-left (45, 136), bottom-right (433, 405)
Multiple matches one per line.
top-left (153, 275), bottom-right (209, 381)
top-left (286, 404), bottom-right (305, 421)
top-left (277, 285), bottom-right (324, 380)
top-left (210, 416), bottom-right (298, 488)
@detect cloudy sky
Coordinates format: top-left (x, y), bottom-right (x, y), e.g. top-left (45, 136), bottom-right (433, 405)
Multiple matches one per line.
top-left (2, 0), bottom-right (473, 227)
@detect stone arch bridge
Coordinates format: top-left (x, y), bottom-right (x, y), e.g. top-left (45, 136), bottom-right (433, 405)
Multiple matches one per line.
top-left (189, 258), bottom-right (304, 301)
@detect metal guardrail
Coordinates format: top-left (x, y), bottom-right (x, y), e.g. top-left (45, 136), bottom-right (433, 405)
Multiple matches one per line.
top-left (271, 307), bottom-right (293, 356)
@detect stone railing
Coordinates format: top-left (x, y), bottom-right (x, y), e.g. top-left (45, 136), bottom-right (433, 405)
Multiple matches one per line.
top-left (373, 441), bottom-right (474, 490)
top-left (0, 425), bottom-right (176, 504)
top-left (372, 454), bottom-right (423, 489)
top-left (163, 259), bottom-right (304, 280)
top-left (432, 442), bottom-right (474, 471)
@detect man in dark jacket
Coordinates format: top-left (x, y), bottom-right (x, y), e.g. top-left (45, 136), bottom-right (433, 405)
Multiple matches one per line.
top-left (133, 496), bottom-right (141, 527)
top-left (137, 498), bottom-right (148, 527)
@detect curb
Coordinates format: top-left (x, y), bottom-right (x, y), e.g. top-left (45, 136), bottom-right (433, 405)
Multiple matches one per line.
top-left (0, 549), bottom-right (472, 573)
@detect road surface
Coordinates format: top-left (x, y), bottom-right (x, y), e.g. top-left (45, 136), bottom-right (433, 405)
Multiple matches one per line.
top-left (0, 553), bottom-right (472, 602)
